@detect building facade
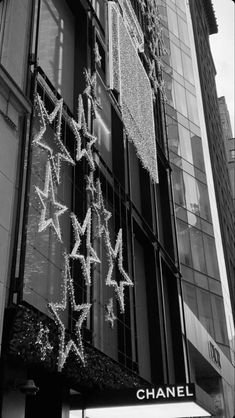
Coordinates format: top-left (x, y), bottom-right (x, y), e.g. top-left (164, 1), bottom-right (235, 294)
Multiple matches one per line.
top-left (0, 0), bottom-right (234, 417)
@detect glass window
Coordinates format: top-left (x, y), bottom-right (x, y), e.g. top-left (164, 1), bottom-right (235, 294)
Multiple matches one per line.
top-left (186, 91), bottom-right (199, 126)
top-left (174, 81), bottom-right (187, 116)
top-left (196, 288), bottom-right (215, 337)
top-left (197, 181), bottom-right (212, 221)
top-left (190, 227), bottom-right (207, 273)
top-left (176, 219), bottom-right (192, 266)
top-left (190, 134), bottom-right (205, 172)
top-left (172, 166), bottom-right (186, 207)
top-left (182, 52), bottom-right (194, 85)
top-left (182, 282), bottom-right (198, 317)
top-left (1, 0), bottom-right (32, 88)
top-left (203, 234), bottom-right (220, 278)
top-left (178, 124), bottom-right (193, 163)
top-left (181, 265), bottom-right (194, 284)
top-left (194, 272), bottom-right (208, 290)
top-left (178, 16), bottom-right (189, 46)
top-left (167, 7), bottom-right (179, 38)
top-left (183, 172), bottom-right (199, 214)
top-left (167, 118), bottom-right (180, 155)
top-left (175, 0), bottom-right (185, 12)
top-left (211, 295), bottom-right (229, 345)
top-left (23, 107), bottom-right (74, 320)
top-left (38, 0), bottom-right (75, 109)
top-left (94, 76), bottom-right (112, 169)
top-left (170, 42), bottom-right (183, 75)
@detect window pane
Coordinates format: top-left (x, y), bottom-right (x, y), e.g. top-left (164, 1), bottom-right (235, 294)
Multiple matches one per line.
top-left (179, 124), bottom-right (192, 163)
top-left (170, 42), bottom-right (183, 75)
top-left (182, 281), bottom-right (198, 317)
top-left (196, 288), bottom-right (215, 337)
top-left (203, 234), bottom-right (220, 278)
top-left (211, 295), bottom-right (229, 345)
top-left (38, 0), bottom-right (75, 108)
top-left (190, 134), bottom-right (205, 172)
top-left (186, 91), bottom-right (199, 126)
top-left (178, 16), bottom-right (189, 46)
top-left (174, 82), bottom-right (187, 116)
top-left (167, 7), bottom-right (179, 38)
top-left (172, 166), bottom-right (186, 207)
top-left (197, 181), bottom-right (212, 221)
top-left (190, 227), bottom-right (207, 273)
top-left (182, 52), bottom-right (194, 85)
top-left (176, 220), bottom-right (192, 266)
top-left (183, 172), bottom-right (199, 214)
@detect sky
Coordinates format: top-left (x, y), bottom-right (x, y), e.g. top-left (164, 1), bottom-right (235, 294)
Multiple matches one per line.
top-left (209, 0), bottom-right (234, 136)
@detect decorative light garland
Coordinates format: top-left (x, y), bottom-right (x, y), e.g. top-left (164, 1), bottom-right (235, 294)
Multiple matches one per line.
top-left (105, 298), bottom-right (117, 328)
top-left (35, 322), bottom-right (53, 361)
top-left (105, 228), bottom-right (133, 314)
top-left (70, 210), bottom-right (100, 286)
top-left (33, 93), bottom-right (75, 184)
top-left (48, 253), bottom-right (91, 371)
top-left (70, 95), bottom-right (97, 171)
top-left (35, 161), bottom-right (68, 242)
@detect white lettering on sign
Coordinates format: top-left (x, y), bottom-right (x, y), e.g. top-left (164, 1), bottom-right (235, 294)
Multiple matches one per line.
top-left (136, 385), bottom-right (194, 401)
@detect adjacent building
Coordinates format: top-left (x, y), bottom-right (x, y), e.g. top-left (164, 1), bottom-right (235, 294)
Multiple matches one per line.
top-left (0, 0), bottom-right (234, 417)
top-left (218, 96), bottom-right (235, 208)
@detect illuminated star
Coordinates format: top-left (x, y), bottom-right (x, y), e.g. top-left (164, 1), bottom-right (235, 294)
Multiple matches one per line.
top-left (70, 95), bottom-right (97, 170)
top-left (105, 229), bottom-right (133, 313)
top-left (33, 94), bottom-right (75, 184)
top-left (94, 42), bottom-right (102, 67)
top-left (35, 161), bottom-right (67, 241)
top-left (93, 179), bottom-right (112, 238)
top-left (105, 298), bottom-right (117, 328)
top-left (36, 322), bottom-right (53, 361)
top-left (48, 253), bottom-right (91, 371)
top-left (70, 209), bottom-right (100, 286)
top-left (83, 69), bottom-right (102, 118)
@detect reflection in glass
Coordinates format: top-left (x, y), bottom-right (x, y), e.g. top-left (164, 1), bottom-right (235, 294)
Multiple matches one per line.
top-left (203, 235), bottom-right (220, 278)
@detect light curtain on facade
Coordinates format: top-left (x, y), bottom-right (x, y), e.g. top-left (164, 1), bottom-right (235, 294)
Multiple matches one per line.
top-left (108, 2), bottom-right (159, 183)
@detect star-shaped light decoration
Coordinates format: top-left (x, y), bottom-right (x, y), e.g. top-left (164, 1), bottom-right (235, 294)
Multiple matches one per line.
top-left (33, 94), bottom-right (75, 184)
top-left (70, 95), bottom-right (97, 171)
top-left (105, 229), bottom-right (133, 314)
top-left (105, 298), bottom-right (117, 329)
top-left (35, 161), bottom-right (67, 241)
top-left (94, 42), bottom-right (102, 67)
top-left (83, 69), bottom-right (102, 118)
top-left (92, 179), bottom-right (112, 238)
top-left (35, 322), bottom-right (53, 361)
top-left (70, 209), bottom-right (100, 286)
top-left (48, 253), bottom-right (91, 371)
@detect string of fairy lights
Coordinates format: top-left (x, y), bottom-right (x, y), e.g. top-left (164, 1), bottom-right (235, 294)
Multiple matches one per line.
top-left (32, 0), bottom-right (166, 371)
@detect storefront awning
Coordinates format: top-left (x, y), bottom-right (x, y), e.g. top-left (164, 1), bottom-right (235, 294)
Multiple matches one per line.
top-left (70, 384), bottom-right (213, 417)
